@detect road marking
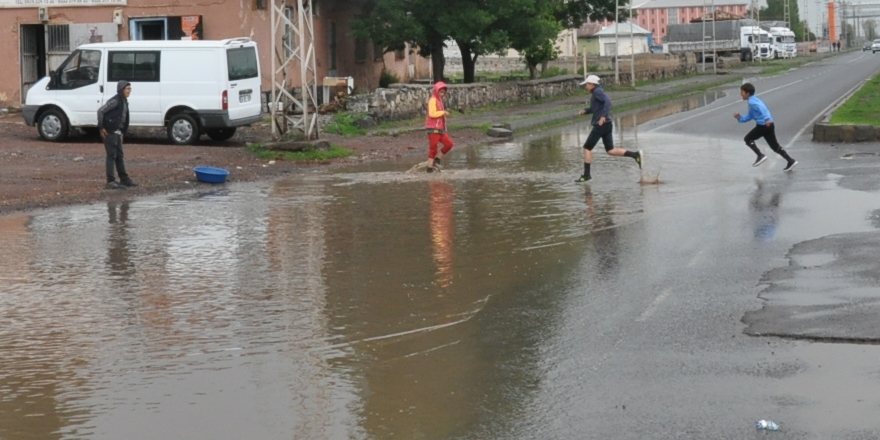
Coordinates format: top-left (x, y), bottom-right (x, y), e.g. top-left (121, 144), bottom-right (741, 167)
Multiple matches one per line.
top-left (647, 80), bottom-right (803, 132)
top-left (636, 287), bottom-right (673, 322)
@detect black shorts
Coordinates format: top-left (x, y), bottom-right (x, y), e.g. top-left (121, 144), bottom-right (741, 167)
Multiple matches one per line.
top-left (583, 121), bottom-right (614, 152)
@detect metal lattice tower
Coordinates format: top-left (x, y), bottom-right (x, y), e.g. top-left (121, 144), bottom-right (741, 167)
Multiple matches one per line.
top-left (271, 0), bottom-right (319, 139)
top-left (784, 0), bottom-right (791, 29)
top-left (701, 0), bottom-right (717, 73)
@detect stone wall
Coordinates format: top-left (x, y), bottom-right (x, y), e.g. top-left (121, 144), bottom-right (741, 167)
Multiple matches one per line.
top-left (346, 75), bottom-right (584, 123)
top-left (345, 53), bottom-right (701, 123)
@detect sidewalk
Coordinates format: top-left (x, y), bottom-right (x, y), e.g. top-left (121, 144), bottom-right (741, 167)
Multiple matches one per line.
top-left (370, 65), bottom-right (765, 136)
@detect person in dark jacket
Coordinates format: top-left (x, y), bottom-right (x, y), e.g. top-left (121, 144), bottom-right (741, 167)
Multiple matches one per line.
top-left (97, 80), bottom-right (136, 189)
top-left (575, 75), bottom-right (643, 183)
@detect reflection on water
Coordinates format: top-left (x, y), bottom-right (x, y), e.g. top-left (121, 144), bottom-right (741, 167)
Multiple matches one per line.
top-left (0, 130), bottom-right (655, 439)
top-left (750, 180), bottom-right (783, 242)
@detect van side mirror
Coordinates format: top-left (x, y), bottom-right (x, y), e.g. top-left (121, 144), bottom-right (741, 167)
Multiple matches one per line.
top-left (48, 70), bottom-right (58, 89)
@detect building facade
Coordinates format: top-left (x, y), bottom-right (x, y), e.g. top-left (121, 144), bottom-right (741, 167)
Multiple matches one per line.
top-left (1, 0), bottom-right (432, 109)
top-left (633, 0), bottom-right (750, 44)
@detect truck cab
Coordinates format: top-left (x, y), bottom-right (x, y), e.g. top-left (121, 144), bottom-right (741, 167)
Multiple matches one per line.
top-left (741, 27), bottom-right (774, 60)
top-left (769, 27), bottom-right (797, 58)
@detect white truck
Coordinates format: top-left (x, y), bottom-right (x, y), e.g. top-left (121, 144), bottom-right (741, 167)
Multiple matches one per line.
top-left (23, 38), bottom-right (262, 144)
top-left (664, 19), bottom-right (773, 62)
top-left (768, 27), bottom-right (797, 58)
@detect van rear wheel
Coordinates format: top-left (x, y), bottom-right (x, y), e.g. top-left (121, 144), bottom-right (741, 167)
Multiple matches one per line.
top-left (167, 114), bottom-right (199, 145)
top-left (206, 127), bottom-right (237, 142)
top-left (38, 109), bottom-right (70, 142)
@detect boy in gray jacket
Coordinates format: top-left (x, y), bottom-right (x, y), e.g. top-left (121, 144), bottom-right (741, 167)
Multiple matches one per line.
top-left (97, 80), bottom-right (137, 189)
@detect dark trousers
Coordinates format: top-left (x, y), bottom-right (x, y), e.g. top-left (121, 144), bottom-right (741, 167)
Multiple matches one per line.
top-left (583, 121), bottom-right (614, 151)
top-left (104, 132), bottom-right (130, 183)
top-left (744, 123), bottom-right (793, 161)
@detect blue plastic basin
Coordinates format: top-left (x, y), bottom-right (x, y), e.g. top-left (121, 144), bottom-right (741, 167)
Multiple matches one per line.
top-left (194, 166), bottom-right (229, 184)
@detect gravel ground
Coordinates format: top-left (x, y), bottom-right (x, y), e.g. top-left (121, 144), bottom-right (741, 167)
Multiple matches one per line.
top-left (0, 112), bottom-right (493, 215)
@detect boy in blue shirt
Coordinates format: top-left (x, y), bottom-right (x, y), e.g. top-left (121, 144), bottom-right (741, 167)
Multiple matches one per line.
top-left (734, 83), bottom-right (798, 171)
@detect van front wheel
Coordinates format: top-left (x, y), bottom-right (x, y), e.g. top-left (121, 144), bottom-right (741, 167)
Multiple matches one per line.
top-left (206, 127), bottom-right (237, 142)
top-left (38, 109), bottom-right (70, 142)
top-left (167, 114), bottom-right (199, 145)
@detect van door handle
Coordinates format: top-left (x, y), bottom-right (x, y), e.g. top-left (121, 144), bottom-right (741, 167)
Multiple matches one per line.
top-left (100, 85), bottom-right (104, 93)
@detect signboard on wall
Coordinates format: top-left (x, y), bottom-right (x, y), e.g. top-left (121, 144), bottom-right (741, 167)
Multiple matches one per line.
top-left (2, 0), bottom-right (125, 7)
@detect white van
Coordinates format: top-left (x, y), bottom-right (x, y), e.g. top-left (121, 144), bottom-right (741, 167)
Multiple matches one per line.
top-left (23, 37), bottom-right (262, 144)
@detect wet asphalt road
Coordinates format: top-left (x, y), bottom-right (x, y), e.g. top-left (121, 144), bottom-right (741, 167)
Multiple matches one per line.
top-left (2, 52), bottom-right (880, 440)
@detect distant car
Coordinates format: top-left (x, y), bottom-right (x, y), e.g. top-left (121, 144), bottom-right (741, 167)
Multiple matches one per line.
top-left (864, 42), bottom-right (872, 51)
top-left (873, 39), bottom-right (880, 53)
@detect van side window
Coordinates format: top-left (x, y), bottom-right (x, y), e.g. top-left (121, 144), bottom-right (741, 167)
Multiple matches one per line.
top-left (108, 51), bottom-right (161, 82)
top-left (227, 47), bottom-right (258, 81)
top-left (57, 49), bottom-right (101, 90)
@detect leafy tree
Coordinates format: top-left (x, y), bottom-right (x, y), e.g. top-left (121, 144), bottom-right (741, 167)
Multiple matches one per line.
top-left (505, 0), bottom-right (623, 79)
top-left (864, 19), bottom-right (877, 41)
top-left (353, 0), bottom-right (620, 83)
top-left (759, 0), bottom-right (807, 41)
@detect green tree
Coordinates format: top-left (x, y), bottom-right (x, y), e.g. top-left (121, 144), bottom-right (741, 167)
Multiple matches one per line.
top-left (353, 0), bottom-right (619, 83)
top-left (864, 20), bottom-right (877, 41)
top-left (759, 0), bottom-right (807, 41)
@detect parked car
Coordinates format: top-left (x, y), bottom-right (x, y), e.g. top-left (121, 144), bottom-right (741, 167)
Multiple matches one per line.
top-left (873, 39), bottom-right (880, 53)
top-left (23, 38), bottom-right (262, 144)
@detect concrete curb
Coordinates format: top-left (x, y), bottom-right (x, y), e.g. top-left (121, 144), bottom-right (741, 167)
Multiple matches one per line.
top-left (811, 78), bottom-right (874, 143)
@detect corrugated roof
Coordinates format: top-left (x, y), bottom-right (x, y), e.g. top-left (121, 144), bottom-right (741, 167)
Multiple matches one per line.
top-left (594, 22), bottom-right (652, 36)
top-left (634, 0), bottom-right (749, 9)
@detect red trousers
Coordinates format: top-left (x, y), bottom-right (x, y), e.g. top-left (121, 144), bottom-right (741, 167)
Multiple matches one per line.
top-left (428, 132), bottom-right (454, 159)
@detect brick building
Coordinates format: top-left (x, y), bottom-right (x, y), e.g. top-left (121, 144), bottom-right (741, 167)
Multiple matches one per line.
top-left (633, 0), bottom-right (750, 44)
top-left (1, 0), bottom-right (431, 109)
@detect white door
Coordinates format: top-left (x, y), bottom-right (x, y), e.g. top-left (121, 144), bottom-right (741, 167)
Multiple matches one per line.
top-left (225, 45), bottom-right (262, 121)
top-left (55, 48), bottom-right (104, 126)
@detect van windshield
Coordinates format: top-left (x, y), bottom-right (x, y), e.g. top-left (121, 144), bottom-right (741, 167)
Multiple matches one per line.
top-left (227, 47), bottom-right (258, 81)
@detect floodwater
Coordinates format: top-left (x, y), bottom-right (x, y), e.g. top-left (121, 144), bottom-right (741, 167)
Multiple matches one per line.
top-left (3, 91), bottom-right (878, 439)
top-left (0, 120), bottom-right (664, 440)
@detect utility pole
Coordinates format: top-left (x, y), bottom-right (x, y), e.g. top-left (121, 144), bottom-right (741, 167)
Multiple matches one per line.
top-left (614, 0), bottom-right (620, 84)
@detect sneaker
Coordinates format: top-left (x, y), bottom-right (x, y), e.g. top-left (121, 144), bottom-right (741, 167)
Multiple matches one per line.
top-left (120, 180), bottom-right (138, 187)
top-left (635, 150), bottom-right (644, 170)
top-left (106, 181), bottom-right (125, 190)
top-left (575, 175), bottom-right (592, 183)
top-left (783, 160), bottom-right (798, 172)
top-left (752, 154), bottom-right (768, 167)
top-left (433, 157), bottom-right (441, 167)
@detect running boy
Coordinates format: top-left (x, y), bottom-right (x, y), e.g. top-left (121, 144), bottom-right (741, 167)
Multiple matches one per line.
top-left (576, 75), bottom-right (643, 183)
top-left (734, 82), bottom-right (798, 171)
top-left (425, 81), bottom-right (453, 173)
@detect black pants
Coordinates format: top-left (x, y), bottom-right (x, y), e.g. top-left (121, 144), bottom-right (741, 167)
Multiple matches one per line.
top-left (583, 121), bottom-right (614, 151)
top-left (104, 132), bottom-right (130, 183)
top-left (744, 123), bottom-right (783, 153)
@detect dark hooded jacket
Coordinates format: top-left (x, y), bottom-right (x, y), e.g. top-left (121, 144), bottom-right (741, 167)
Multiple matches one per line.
top-left (582, 85), bottom-right (612, 127)
top-left (97, 80), bottom-right (130, 134)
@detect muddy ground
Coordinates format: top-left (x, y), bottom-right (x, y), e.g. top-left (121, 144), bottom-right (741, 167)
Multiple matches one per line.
top-left (0, 112), bottom-right (494, 214)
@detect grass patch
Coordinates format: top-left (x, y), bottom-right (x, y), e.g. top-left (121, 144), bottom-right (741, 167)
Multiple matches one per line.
top-left (829, 73), bottom-right (880, 125)
top-left (246, 142), bottom-right (354, 161)
top-left (322, 112), bottom-right (368, 136)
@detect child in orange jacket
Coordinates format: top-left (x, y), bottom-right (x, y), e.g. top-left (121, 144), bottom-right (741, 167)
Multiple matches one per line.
top-left (424, 82), bottom-right (454, 172)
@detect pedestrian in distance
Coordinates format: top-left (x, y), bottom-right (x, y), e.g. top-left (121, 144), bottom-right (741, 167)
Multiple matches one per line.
top-left (424, 81), bottom-right (454, 173)
top-left (733, 82), bottom-right (798, 172)
top-left (97, 80), bottom-right (137, 189)
top-left (575, 75), bottom-right (643, 183)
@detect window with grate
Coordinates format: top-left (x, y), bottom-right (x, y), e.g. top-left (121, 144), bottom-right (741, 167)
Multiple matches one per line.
top-left (283, 7), bottom-right (295, 58)
top-left (47, 25), bottom-right (70, 53)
